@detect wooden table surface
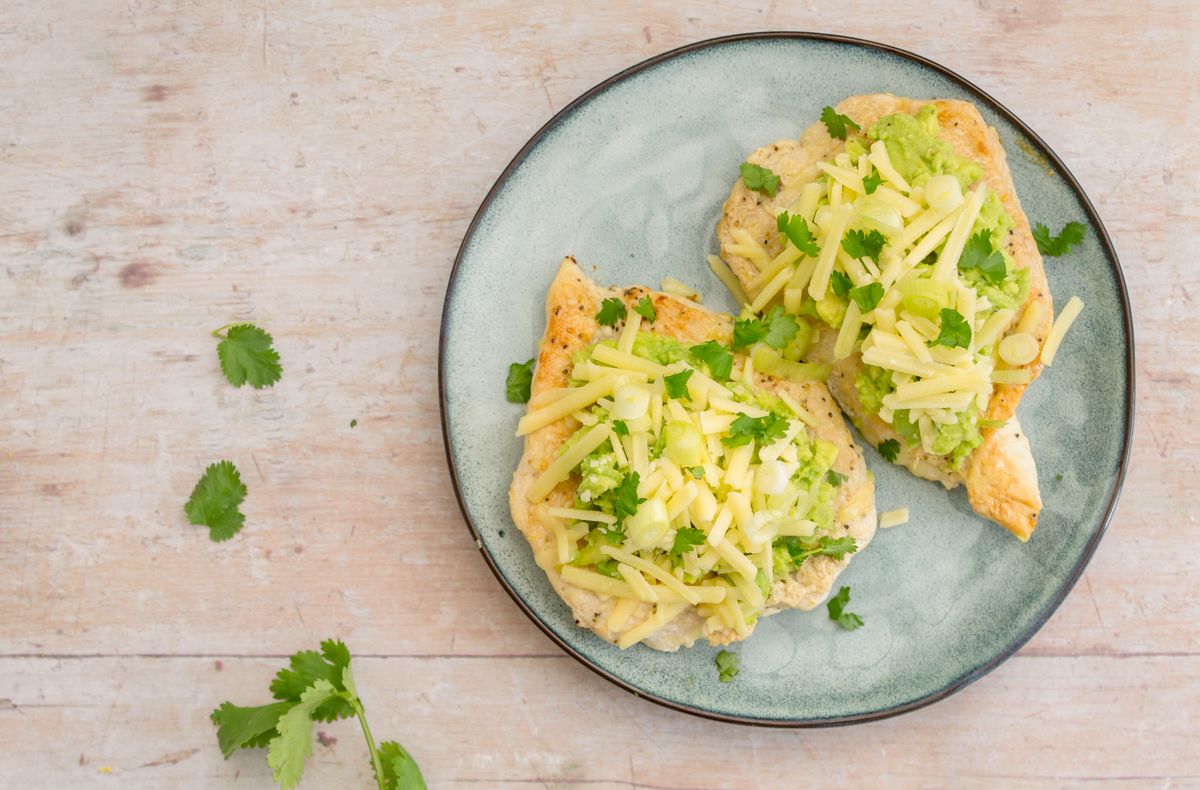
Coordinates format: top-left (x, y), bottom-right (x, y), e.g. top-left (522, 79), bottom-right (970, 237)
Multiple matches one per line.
top-left (2, 1), bottom-right (1196, 787)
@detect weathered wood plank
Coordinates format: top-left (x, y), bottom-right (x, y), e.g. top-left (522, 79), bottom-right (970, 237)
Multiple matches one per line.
top-left (0, 0), bottom-right (1196, 786)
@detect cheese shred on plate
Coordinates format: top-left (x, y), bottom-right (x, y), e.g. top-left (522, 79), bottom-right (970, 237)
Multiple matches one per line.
top-left (530, 330), bottom-right (854, 648)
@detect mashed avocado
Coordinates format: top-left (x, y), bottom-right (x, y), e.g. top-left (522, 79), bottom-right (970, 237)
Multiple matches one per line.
top-left (962, 263), bottom-right (1030, 312)
top-left (973, 190), bottom-right (1014, 249)
top-left (891, 403), bottom-right (982, 469)
top-left (854, 365), bottom-right (894, 415)
top-left (869, 105), bottom-right (983, 189)
top-left (574, 446), bottom-right (623, 510)
top-left (633, 332), bottom-right (688, 366)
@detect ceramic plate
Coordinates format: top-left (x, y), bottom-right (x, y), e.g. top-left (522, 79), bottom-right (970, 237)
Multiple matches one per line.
top-left (439, 33), bottom-right (1133, 725)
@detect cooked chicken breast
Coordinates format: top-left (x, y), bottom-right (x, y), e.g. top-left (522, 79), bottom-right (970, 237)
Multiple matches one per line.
top-left (508, 257), bottom-right (876, 651)
top-left (717, 94), bottom-right (1053, 540)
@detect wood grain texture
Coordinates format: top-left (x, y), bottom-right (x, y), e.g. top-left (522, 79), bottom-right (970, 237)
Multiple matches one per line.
top-left (0, 0), bottom-right (1196, 787)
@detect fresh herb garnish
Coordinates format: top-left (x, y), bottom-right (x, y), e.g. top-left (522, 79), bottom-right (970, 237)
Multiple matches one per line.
top-left (596, 297), bottom-right (627, 326)
top-left (634, 295), bottom-right (657, 322)
top-left (877, 439), bottom-right (901, 462)
top-left (827, 586), bottom-right (864, 631)
top-left (686, 466), bottom-right (705, 479)
top-left (723, 412), bottom-right (789, 448)
top-left (505, 358), bottom-right (535, 403)
top-left (732, 306), bottom-right (800, 351)
top-left (740, 162), bottom-right (780, 197)
top-left (862, 170), bottom-right (883, 194)
top-left (211, 639), bottom-right (425, 790)
top-left (185, 461), bottom-right (247, 542)
top-left (829, 270), bottom-right (852, 299)
top-left (663, 369), bottom-right (693, 400)
top-left (929, 308), bottom-right (972, 349)
top-left (848, 282), bottom-right (884, 313)
top-left (670, 527), bottom-right (707, 558)
top-left (777, 534), bottom-right (857, 568)
top-left (611, 419), bottom-right (629, 437)
top-left (350, 419), bottom-right (358, 428)
top-left (959, 231), bottom-right (1007, 285)
top-left (689, 340), bottom-right (733, 381)
top-left (841, 229), bottom-right (887, 263)
top-left (776, 211), bottom-right (821, 256)
top-left (821, 106), bottom-right (860, 140)
top-left (613, 472), bottom-right (645, 521)
top-left (1032, 221), bottom-right (1086, 257)
top-left (715, 650), bottom-right (739, 683)
top-left (213, 323), bottom-right (282, 389)
top-left (825, 469), bottom-right (848, 487)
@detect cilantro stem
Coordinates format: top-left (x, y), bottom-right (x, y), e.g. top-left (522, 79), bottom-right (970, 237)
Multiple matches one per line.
top-left (210, 323), bottom-right (237, 339)
top-left (348, 696), bottom-right (387, 790)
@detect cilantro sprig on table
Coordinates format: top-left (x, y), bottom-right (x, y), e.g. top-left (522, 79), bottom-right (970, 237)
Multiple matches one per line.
top-left (1033, 221), bottom-right (1086, 257)
top-left (212, 639), bottom-right (425, 790)
top-left (213, 323), bottom-right (282, 389)
top-left (185, 461), bottom-right (247, 542)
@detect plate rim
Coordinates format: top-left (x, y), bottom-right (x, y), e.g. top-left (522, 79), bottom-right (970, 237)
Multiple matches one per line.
top-left (437, 30), bottom-right (1136, 727)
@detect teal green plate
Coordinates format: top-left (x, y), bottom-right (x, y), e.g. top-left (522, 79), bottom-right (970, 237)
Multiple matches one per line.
top-left (439, 33), bottom-right (1133, 725)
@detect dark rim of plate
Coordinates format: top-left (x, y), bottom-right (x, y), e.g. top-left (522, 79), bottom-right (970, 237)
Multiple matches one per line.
top-left (436, 31), bottom-right (1135, 727)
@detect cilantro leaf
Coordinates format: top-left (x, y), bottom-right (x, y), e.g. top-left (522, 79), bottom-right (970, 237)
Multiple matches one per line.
top-left (377, 741), bottom-right (427, 790)
top-left (267, 679), bottom-right (339, 790)
top-left (215, 324), bottom-right (282, 389)
top-left (715, 650), bottom-right (739, 683)
top-left (929, 308), bottom-right (972, 349)
top-left (611, 419), bottom-right (629, 437)
top-left (505, 358), bottom-right (534, 403)
top-left (841, 229), bottom-right (887, 263)
top-left (848, 282), bottom-right (884, 313)
top-left (732, 316), bottom-right (766, 350)
top-left (829, 270), bottom-right (852, 299)
top-left (670, 527), bottom-right (707, 558)
top-left (723, 412), bottom-right (789, 447)
top-left (776, 211), bottom-right (821, 256)
top-left (877, 439), bottom-right (901, 462)
top-left (613, 472), bottom-right (644, 521)
top-left (185, 460), bottom-right (247, 542)
top-left (826, 469), bottom-right (847, 487)
top-left (862, 170), bottom-right (883, 194)
top-left (761, 306), bottom-right (800, 349)
top-left (1032, 221), bottom-right (1086, 257)
top-left (634, 295), bottom-right (657, 322)
top-left (959, 231), bottom-right (1006, 285)
top-left (663, 369), bottom-right (693, 400)
top-left (733, 307), bottom-right (799, 352)
top-left (213, 640), bottom-right (425, 790)
top-left (826, 586), bottom-right (864, 631)
top-left (211, 701), bottom-right (294, 757)
top-left (821, 106), bottom-right (860, 140)
top-left (777, 534), bottom-right (857, 569)
top-left (596, 297), bottom-right (627, 326)
top-left (689, 340), bottom-right (733, 381)
top-left (740, 162), bottom-right (780, 197)
top-left (269, 639), bottom-right (355, 723)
